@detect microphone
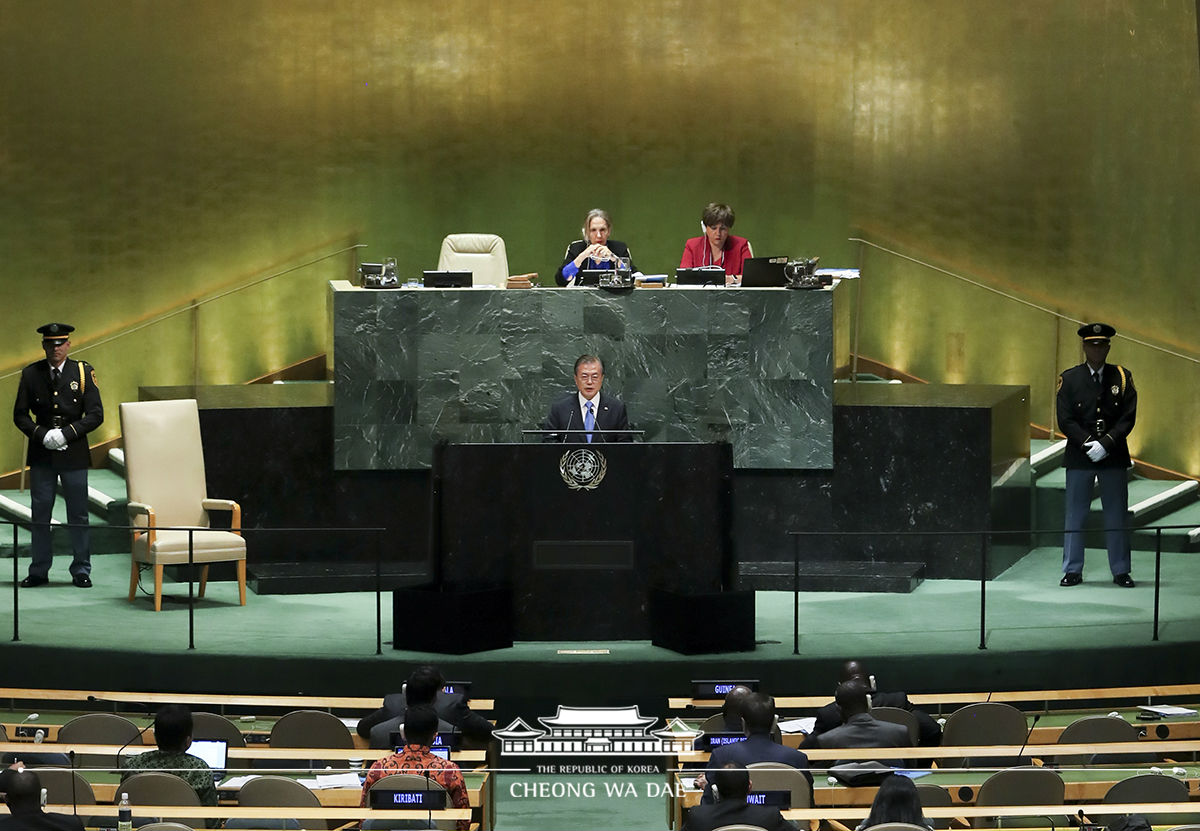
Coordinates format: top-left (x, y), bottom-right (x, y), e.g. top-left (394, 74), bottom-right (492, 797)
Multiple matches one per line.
top-left (69, 749), bottom-right (77, 816)
top-left (86, 697), bottom-right (155, 776)
top-left (18, 713), bottom-right (44, 743)
top-left (563, 405), bottom-right (575, 444)
top-left (1016, 713), bottom-right (1041, 760)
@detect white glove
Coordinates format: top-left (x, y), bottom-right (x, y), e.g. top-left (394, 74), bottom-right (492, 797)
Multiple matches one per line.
top-left (42, 428), bottom-right (67, 450)
top-left (1084, 439), bottom-right (1109, 463)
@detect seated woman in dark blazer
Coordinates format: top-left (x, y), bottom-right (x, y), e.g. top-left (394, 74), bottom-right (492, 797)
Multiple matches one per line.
top-left (554, 208), bottom-right (637, 286)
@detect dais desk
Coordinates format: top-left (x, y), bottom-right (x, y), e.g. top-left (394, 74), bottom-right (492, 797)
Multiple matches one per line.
top-left (330, 280), bottom-right (840, 471)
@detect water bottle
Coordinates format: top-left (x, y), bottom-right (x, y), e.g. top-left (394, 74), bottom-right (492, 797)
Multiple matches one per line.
top-left (117, 792), bottom-right (132, 831)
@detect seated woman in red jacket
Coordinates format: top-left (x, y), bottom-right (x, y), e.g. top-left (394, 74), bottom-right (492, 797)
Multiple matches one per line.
top-left (678, 202), bottom-right (753, 283)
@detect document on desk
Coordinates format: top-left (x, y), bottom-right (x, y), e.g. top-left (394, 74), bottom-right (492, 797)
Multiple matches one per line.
top-left (1139, 705), bottom-right (1198, 717)
top-left (221, 775), bottom-right (262, 789)
top-left (311, 772), bottom-right (364, 789)
top-left (778, 717), bottom-right (816, 734)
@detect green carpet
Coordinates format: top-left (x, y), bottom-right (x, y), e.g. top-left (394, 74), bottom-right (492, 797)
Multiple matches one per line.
top-left (4, 544), bottom-right (1197, 664)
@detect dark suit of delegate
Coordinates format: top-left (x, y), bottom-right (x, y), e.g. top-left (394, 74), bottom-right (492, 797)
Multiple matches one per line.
top-left (701, 734), bottom-right (812, 804)
top-left (12, 356), bottom-right (104, 579)
top-left (805, 712), bottom-right (911, 767)
top-left (358, 690), bottom-right (495, 749)
top-left (0, 811), bottom-right (86, 831)
top-left (682, 798), bottom-right (797, 831)
top-left (542, 391), bottom-right (631, 443)
top-left (812, 692), bottom-right (942, 747)
top-left (554, 239), bottom-right (636, 286)
top-left (1056, 361), bottom-right (1137, 576)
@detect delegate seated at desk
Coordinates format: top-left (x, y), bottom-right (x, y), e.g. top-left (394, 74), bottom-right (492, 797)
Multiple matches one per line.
top-left (679, 202), bottom-right (753, 284)
top-left (0, 765), bottom-right (85, 831)
top-left (802, 680), bottom-right (910, 768)
top-left (683, 765), bottom-right (796, 831)
top-left (121, 704), bottom-right (219, 827)
top-left (555, 208), bottom-right (637, 286)
top-left (542, 354), bottom-right (631, 443)
top-left (358, 664), bottom-right (494, 749)
top-left (361, 706), bottom-right (470, 831)
top-left (696, 693), bottom-right (812, 803)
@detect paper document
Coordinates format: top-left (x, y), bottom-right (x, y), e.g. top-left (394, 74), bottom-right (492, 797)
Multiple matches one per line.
top-left (778, 717), bottom-right (816, 734)
top-left (314, 772), bottom-right (364, 789)
top-left (1139, 705), bottom-right (1197, 717)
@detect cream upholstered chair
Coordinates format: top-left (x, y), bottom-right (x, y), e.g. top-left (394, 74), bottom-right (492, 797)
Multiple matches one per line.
top-left (436, 233), bottom-right (515, 288)
top-left (119, 398), bottom-right (247, 612)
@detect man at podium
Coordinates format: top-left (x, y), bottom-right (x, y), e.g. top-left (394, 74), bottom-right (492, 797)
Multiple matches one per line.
top-left (542, 354), bottom-right (631, 443)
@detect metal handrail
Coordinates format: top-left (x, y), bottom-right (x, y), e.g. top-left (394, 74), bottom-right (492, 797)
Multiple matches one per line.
top-left (0, 241), bottom-right (366, 381)
top-left (849, 237), bottom-right (1200, 365)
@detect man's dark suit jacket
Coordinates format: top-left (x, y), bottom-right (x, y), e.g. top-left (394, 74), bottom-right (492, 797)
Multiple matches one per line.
top-left (357, 690), bottom-right (494, 749)
top-left (701, 733), bottom-right (812, 804)
top-left (811, 691), bottom-right (942, 747)
top-left (808, 711), bottom-right (911, 768)
top-left (0, 810), bottom-right (86, 831)
top-left (682, 798), bottom-right (796, 831)
top-left (542, 392), bottom-right (631, 443)
top-left (554, 239), bottom-right (636, 285)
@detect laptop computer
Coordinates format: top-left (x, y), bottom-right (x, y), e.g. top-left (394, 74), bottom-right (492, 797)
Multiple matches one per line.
top-left (423, 270), bottom-right (473, 288)
top-left (739, 257), bottom-right (788, 287)
top-left (187, 738), bottom-right (228, 782)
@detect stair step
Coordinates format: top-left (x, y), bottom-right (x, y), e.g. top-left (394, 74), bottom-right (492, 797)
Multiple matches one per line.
top-left (1129, 479), bottom-right (1198, 520)
top-left (246, 561), bottom-right (432, 595)
top-left (0, 488), bottom-right (128, 558)
top-left (735, 560), bottom-right (925, 593)
top-left (1131, 491), bottom-right (1200, 553)
top-left (107, 447), bottom-right (125, 475)
top-left (1031, 439), bottom-right (1066, 478)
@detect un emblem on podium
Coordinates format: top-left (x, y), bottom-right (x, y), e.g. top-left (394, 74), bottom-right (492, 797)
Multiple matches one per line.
top-left (559, 448), bottom-right (607, 490)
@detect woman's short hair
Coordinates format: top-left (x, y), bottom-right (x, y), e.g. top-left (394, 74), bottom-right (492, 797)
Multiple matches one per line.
top-left (701, 202), bottom-right (735, 229)
top-left (582, 208), bottom-right (612, 236)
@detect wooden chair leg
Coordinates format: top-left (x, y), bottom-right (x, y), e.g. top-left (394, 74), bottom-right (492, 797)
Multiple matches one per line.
top-left (198, 564), bottom-right (209, 598)
top-left (128, 558), bottom-right (139, 602)
top-left (153, 564), bottom-right (164, 612)
top-left (237, 560), bottom-right (247, 606)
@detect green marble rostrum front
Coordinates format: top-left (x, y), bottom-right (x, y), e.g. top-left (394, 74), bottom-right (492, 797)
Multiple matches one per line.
top-left (331, 281), bottom-right (838, 471)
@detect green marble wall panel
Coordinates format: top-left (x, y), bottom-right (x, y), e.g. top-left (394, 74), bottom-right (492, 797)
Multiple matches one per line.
top-left (332, 283), bottom-right (837, 470)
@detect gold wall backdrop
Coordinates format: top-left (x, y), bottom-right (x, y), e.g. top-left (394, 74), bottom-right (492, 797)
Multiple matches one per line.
top-left (2, 0), bottom-right (1197, 475)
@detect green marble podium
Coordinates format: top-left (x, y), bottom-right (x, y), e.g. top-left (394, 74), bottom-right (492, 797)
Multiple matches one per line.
top-left (331, 281), bottom-right (839, 471)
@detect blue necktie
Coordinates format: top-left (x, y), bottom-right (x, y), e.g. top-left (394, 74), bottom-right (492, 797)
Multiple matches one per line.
top-left (584, 400), bottom-right (595, 443)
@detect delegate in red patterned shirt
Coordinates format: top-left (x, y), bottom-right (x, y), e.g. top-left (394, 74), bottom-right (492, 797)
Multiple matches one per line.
top-left (360, 743), bottom-right (470, 830)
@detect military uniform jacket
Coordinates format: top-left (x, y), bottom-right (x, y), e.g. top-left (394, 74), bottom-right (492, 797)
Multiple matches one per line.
top-left (13, 357), bottom-right (103, 470)
top-left (1056, 362), bottom-right (1136, 470)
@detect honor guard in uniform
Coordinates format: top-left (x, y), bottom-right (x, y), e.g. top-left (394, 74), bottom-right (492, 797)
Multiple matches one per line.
top-left (1056, 322), bottom-right (1137, 588)
top-left (12, 323), bottom-right (104, 588)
